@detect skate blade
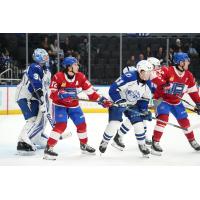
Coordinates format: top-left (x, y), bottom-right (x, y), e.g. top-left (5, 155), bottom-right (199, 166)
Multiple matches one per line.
top-left (142, 154), bottom-right (150, 158)
top-left (16, 150), bottom-right (35, 156)
top-left (81, 151), bottom-right (96, 155)
top-left (43, 154), bottom-right (57, 160)
top-left (59, 131), bottom-right (72, 140)
top-left (151, 149), bottom-right (162, 156)
top-left (111, 142), bottom-right (124, 151)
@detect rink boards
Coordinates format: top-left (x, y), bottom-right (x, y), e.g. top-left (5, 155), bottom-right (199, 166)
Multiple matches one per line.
top-left (0, 85), bottom-right (197, 114)
top-left (0, 85), bottom-right (109, 114)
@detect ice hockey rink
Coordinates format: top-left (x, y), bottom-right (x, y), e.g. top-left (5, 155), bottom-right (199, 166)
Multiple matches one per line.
top-left (1, 112), bottom-right (200, 166)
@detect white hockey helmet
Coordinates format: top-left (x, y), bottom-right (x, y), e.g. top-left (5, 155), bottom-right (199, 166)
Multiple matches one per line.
top-left (147, 57), bottom-right (161, 68)
top-left (123, 66), bottom-right (136, 74)
top-left (136, 60), bottom-right (153, 73)
top-left (32, 48), bottom-right (49, 64)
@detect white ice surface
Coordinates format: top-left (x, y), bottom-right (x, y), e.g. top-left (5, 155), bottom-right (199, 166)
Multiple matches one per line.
top-left (0, 113), bottom-right (200, 166)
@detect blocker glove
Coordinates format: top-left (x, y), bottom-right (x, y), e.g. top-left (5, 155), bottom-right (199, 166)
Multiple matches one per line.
top-left (98, 96), bottom-right (113, 108)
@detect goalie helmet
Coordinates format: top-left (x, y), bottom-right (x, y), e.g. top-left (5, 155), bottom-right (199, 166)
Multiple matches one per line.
top-left (136, 60), bottom-right (153, 73)
top-left (32, 48), bottom-right (49, 64)
top-left (173, 52), bottom-right (190, 65)
top-left (62, 56), bottom-right (78, 68)
top-left (147, 57), bottom-right (161, 68)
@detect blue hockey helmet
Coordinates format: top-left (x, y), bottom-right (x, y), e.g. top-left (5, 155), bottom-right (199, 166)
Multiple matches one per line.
top-left (173, 52), bottom-right (190, 65)
top-left (32, 48), bottom-right (49, 64)
top-left (62, 57), bottom-right (78, 68)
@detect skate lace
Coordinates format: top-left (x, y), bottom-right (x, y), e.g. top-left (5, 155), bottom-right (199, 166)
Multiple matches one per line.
top-left (85, 144), bottom-right (93, 150)
top-left (154, 141), bottom-right (160, 148)
top-left (118, 136), bottom-right (123, 143)
top-left (49, 146), bottom-right (54, 152)
top-left (140, 144), bottom-right (147, 150)
top-left (101, 141), bottom-right (108, 148)
top-left (191, 140), bottom-right (200, 148)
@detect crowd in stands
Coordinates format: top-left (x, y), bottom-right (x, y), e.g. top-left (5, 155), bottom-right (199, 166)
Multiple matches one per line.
top-left (1, 34), bottom-right (200, 85)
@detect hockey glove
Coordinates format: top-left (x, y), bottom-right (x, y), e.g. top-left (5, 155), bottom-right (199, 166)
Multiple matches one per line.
top-left (141, 110), bottom-right (152, 121)
top-left (98, 96), bottom-right (113, 108)
top-left (115, 99), bottom-right (127, 107)
top-left (195, 103), bottom-right (200, 115)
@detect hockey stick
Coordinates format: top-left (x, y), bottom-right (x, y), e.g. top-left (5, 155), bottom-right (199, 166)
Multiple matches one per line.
top-left (79, 98), bottom-right (200, 131)
top-left (175, 96), bottom-right (198, 113)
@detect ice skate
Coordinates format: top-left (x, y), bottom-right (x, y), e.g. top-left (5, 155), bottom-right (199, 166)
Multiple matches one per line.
top-left (111, 132), bottom-right (125, 151)
top-left (189, 139), bottom-right (200, 151)
top-left (138, 144), bottom-right (150, 158)
top-left (43, 145), bottom-right (58, 160)
top-left (151, 140), bottom-right (163, 156)
top-left (80, 143), bottom-right (96, 155)
top-left (99, 140), bottom-right (108, 154)
top-left (17, 141), bottom-right (36, 156)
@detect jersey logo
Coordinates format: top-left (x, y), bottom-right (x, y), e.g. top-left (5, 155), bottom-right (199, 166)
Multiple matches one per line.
top-left (61, 82), bottom-right (66, 87)
top-left (167, 82), bottom-right (185, 95)
top-left (169, 76), bottom-right (174, 81)
top-left (125, 90), bottom-right (140, 102)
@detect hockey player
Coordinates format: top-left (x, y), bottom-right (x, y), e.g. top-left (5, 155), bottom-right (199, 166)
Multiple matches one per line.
top-left (43, 56), bottom-right (112, 160)
top-left (16, 48), bottom-right (51, 154)
top-left (150, 52), bottom-right (200, 155)
top-left (112, 64), bottom-right (153, 150)
top-left (99, 60), bottom-right (154, 157)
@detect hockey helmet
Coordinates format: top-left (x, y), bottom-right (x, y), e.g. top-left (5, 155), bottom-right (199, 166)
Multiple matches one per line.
top-left (147, 57), bottom-right (161, 68)
top-left (173, 52), bottom-right (190, 65)
top-left (62, 57), bottom-right (78, 68)
top-left (136, 60), bottom-right (153, 73)
top-left (32, 48), bottom-right (49, 64)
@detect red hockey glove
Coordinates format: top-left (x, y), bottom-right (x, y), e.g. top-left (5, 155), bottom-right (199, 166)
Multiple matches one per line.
top-left (98, 96), bottom-right (113, 108)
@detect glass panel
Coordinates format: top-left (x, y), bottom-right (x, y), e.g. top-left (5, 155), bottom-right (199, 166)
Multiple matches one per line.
top-left (90, 33), bottom-right (120, 85)
top-left (0, 33), bottom-right (26, 85)
top-left (122, 33), bottom-right (168, 71)
top-left (59, 33), bottom-right (89, 76)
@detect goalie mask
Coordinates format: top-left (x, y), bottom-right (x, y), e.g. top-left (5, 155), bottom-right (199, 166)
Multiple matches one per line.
top-left (32, 48), bottom-right (49, 65)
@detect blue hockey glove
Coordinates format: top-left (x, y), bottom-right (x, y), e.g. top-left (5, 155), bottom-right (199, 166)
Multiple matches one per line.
top-left (195, 103), bottom-right (200, 115)
top-left (98, 96), bottom-right (112, 108)
top-left (141, 110), bottom-right (152, 121)
top-left (115, 99), bottom-right (127, 107)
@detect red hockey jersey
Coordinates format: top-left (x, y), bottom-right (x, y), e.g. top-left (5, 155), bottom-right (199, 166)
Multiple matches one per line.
top-left (151, 66), bottom-right (200, 104)
top-left (49, 71), bottom-right (100, 107)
